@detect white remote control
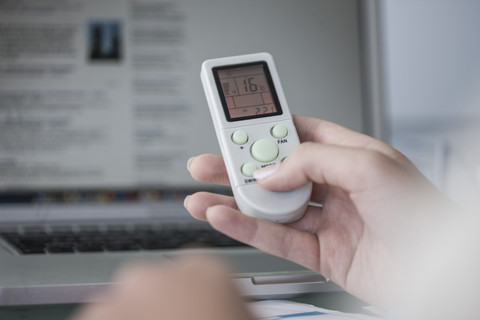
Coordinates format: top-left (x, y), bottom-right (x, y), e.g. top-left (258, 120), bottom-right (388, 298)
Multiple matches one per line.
top-left (200, 52), bottom-right (312, 223)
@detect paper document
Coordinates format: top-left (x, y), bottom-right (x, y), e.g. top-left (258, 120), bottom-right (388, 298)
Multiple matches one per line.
top-left (248, 300), bottom-right (381, 320)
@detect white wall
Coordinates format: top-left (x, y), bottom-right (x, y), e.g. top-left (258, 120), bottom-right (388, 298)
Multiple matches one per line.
top-left (382, 0), bottom-right (480, 208)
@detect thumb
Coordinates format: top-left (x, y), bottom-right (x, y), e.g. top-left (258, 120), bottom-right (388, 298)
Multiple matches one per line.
top-left (253, 142), bottom-right (391, 194)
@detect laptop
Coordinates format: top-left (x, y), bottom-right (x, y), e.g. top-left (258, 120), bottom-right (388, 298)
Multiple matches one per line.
top-left (0, 0), bottom-right (385, 306)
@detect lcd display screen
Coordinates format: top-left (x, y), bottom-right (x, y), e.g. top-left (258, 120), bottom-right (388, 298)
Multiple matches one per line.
top-left (213, 62), bottom-right (283, 121)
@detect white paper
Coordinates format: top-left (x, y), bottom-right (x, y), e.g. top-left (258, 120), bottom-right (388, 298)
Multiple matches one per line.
top-left (248, 300), bottom-right (381, 320)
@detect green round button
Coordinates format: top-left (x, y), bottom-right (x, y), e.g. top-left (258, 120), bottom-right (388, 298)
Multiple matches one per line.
top-left (250, 139), bottom-right (279, 163)
top-left (271, 125), bottom-right (288, 139)
top-left (231, 130), bottom-right (248, 145)
top-left (241, 162), bottom-right (258, 177)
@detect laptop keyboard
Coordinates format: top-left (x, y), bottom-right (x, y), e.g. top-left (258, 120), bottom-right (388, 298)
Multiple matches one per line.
top-left (0, 225), bottom-right (247, 254)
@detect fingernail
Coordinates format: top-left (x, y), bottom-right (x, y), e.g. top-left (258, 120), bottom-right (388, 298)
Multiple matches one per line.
top-left (253, 164), bottom-right (279, 180)
top-left (183, 195), bottom-right (191, 208)
top-left (187, 157), bottom-right (195, 172)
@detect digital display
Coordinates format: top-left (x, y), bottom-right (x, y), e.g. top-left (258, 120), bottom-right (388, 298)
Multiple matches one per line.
top-left (213, 62), bottom-right (282, 121)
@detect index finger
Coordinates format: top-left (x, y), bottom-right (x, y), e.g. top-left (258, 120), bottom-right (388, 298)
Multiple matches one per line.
top-left (293, 115), bottom-right (403, 161)
top-left (188, 154), bottom-right (230, 186)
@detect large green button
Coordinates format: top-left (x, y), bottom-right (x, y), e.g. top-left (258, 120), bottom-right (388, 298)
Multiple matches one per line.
top-left (250, 139), bottom-right (279, 163)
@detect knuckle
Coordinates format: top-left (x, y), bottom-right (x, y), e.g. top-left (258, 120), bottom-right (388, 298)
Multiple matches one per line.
top-left (293, 141), bottom-right (315, 157)
top-left (361, 149), bottom-right (394, 174)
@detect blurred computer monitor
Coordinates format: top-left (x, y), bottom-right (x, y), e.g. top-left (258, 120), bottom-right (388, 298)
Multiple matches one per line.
top-left (0, 0), bottom-right (385, 215)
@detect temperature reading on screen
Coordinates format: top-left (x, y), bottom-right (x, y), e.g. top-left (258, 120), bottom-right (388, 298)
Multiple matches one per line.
top-left (214, 62), bottom-right (281, 121)
top-left (243, 77), bottom-right (258, 93)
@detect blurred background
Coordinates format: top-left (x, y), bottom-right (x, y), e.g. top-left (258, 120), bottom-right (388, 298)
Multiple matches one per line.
top-left (0, 0), bottom-right (479, 215)
top-left (0, 0), bottom-right (479, 318)
top-left (1, 0), bottom-right (479, 214)
top-left (382, 0), bottom-right (480, 209)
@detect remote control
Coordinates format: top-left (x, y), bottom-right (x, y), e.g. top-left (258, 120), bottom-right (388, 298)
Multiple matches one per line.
top-left (200, 52), bottom-right (312, 223)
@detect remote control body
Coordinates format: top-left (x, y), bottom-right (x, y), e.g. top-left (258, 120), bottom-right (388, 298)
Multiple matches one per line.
top-left (200, 52), bottom-right (311, 223)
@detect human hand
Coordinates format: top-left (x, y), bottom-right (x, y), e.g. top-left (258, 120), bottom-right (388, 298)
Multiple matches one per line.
top-left (185, 115), bottom-right (456, 309)
top-left (71, 255), bottom-right (253, 320)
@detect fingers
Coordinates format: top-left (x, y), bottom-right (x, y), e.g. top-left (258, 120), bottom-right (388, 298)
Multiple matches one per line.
top-left (185, 192), bottom-right (237, 221)
top-left (187, 117), bottom-right (409, 190)
top-left (188, 154), bottom-right (230, 186)
top-left (72, 301), bottom-right (122, 320)
top-left (113, 256), bottom-right (231, 287)
top-left (293, 115), bottom-right (405, 161)
top-left (254, 142), bottom-right (399, 193)
top-left (73, 256), bottom-right (251, 320)
top-left (205, 204), bottom-right (321, 272)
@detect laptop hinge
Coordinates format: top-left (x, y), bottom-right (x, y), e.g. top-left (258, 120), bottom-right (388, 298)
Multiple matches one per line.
top-left (251, 274), bottom-right (328, 285)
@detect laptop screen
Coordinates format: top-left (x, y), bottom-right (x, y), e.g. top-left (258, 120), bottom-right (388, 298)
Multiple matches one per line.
top-left (0, 0), bottom-right (368, 208)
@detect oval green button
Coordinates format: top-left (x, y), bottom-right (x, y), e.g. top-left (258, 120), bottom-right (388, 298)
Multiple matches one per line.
top-left (250, 139), bottom-right (279, 163)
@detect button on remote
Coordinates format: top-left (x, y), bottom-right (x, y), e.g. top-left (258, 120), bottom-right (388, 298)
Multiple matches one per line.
top-left (271, 124), bottom-right (288, 139)
top-left (250, 139), bottom-right (279, 163)
top-left (231, 130), bottom-right (248, 145)
top-left (241, 162), bottom-right (258, 177)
